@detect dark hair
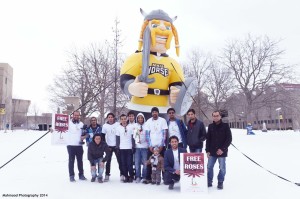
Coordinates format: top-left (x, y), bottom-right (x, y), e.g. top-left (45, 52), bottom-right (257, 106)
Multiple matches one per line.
top-left (127, 110), bottom-right (135, 117)
top-left (187, 109), bottom-right (195, 114)
top-left (151, 107), bottom-right (159, 113)
top-left (92, 133), bottom-right (102, 143)
top-left (106, 112), bottom-right (115, 118)
top-left (212, 110), bottom-right (221, 116)
top-left (119, 114), bottom-right (127, 119)
top-left (72, 110), bottom-right (81, 116)
top-left (169, 135), bottom-right (179, 143)
top-left (167, 108), bottom-right (175, 113)
top-left (90, 116), bottom-right (97, 122)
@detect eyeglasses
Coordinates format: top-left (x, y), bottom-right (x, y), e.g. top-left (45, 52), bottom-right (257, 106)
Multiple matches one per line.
top-left (212, 115), bottom-right (220, 117)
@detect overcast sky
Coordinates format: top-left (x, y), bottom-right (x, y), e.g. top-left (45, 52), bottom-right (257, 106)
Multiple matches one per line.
top-left (0, 0), bottom-right (299, 113)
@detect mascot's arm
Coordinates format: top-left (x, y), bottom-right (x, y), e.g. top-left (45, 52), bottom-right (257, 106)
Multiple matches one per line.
top-left (169, 59), bottom-right (185, 104)
top-left (120, 53), bottom-right (148, 97)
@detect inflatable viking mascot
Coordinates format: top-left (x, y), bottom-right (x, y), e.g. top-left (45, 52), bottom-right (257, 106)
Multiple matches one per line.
top-left (120, 8), bottom-right (196, 119)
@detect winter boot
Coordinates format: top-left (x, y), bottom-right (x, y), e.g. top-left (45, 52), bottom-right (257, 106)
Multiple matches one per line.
top-left (79, 175), bottom-right (87, 180)
top-left (70, 176), bottom-right (75, 182)
top-left (104, 175), bottom-right (109, 182)
top-left (98, 177), bottom-right (103, 183)
top-left (168, 183), bottom-right (174, 190)
top-left (217, 182), bottom-right (223, 190)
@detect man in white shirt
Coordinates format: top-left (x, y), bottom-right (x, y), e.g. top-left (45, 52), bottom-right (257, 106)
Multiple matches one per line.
top-left (167, 108), bottom-right (188, 149)
top-left (116, 114), bottom-right (135, 183)
top-left (144, 107), bottom-right (168, 184)
top-left (66, 111), bottom-right (87, 182)
top-left (101, 113), bottom-right (121, 182)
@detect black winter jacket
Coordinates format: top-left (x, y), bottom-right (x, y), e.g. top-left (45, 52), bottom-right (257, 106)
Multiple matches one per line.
top-left (205, 120), bottom-right (232, 157)
top-left (186, 119), bottom-right (206, 149)
top-left (87, 140), bottom-right (111, 163)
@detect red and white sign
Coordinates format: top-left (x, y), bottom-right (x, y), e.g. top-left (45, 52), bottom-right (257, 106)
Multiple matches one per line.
top-left (180, 153), bottom-right (208, 193)
top-left (51, 113), bottom-right (69, 145)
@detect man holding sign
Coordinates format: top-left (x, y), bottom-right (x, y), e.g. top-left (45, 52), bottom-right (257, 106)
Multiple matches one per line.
top-left (164, 135), bottom-right (187, 190)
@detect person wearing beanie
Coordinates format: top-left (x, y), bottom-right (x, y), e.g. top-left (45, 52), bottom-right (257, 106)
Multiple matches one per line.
top-left (145, 147), bottom-right (164, 185)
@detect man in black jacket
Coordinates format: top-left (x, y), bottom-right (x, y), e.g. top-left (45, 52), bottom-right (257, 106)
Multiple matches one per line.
top-left (206, 111), bottom-right (232, 190)
top-left (88, 134), bottom-right (111, 183)
top-left (186, 109), bottom-right (206, 153)
top-left (164, 135), bottom-right (187, 190)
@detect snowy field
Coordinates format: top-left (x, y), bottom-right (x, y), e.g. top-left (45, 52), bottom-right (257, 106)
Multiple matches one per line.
top-left (1, 129), bottom-right (300, 199)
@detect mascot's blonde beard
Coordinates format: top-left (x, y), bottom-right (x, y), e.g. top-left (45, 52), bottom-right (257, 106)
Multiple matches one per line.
top-left (150, 28), bottom-right (173, 50)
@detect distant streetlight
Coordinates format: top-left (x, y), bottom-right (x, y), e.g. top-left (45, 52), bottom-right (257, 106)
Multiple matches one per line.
top-left (275, 107), bottom-right (281, 130)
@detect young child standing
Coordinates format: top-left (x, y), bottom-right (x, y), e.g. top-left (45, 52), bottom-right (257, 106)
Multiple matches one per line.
top-left (146, 147), bottom-right (164, 185)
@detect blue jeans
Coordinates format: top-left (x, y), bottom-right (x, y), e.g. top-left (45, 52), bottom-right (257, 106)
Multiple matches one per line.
top-left (90, 158), bottom-right (104, 178)
top-left (207, 156), bottom-right (226, 183)
top-left (189, 147), bottom-right (202, 153)
top-left (134, 148), bottom-right (148, 179)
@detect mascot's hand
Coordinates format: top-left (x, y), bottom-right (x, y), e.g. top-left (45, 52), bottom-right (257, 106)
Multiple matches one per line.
top-left (128, 76), bottom-right (148, 97)
top-left (170, 86), bottom-right (180, 104)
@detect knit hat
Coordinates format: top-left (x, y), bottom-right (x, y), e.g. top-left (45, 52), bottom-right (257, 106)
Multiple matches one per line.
top-left (151, 107), bottom-right (159, 113)
top-left (153, 147), bottom-right (159, 151)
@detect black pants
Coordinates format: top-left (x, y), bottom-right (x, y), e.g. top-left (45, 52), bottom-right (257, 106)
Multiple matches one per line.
top-left (120, 149), bottom-right (134, 178)
top-left (164, 171), bottom-right (180, 185)
top-left (67, 145), bottom-right (84, 177)
top-left (146, 147), bottom-right (166, 181)
top-left (106, 146), bottom-right (122, 176)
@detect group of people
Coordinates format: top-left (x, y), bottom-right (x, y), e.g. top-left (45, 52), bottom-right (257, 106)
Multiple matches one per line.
top-left (65, 107), bottom-right (232, 190)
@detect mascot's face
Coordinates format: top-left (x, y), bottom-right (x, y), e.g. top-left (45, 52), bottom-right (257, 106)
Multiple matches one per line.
top-left (149, 19), bottom-right (173, 54)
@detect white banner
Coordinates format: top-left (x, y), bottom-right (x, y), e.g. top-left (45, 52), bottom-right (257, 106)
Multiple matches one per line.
top-left (51, 113), bottom-right (69, 145)
top-left (180, 153), bottom-right (208, 193)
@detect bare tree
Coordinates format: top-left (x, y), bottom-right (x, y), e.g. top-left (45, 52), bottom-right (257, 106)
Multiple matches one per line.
top-left (183, 49), bottom-right (212, 119)
top-left (205, 60), bottom-right (234, 110)
top-left (48, 47), bottom-right (100, 120)
top-left (223, 34), bottom-right (292, 123)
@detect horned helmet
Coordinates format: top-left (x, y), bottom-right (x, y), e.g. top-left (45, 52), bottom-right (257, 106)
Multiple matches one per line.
top-left (138, 8), bottom-right (180, 56)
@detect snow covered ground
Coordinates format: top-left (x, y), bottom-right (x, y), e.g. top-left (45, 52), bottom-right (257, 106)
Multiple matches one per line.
top-left (1, 129), bottom-right (300, 199)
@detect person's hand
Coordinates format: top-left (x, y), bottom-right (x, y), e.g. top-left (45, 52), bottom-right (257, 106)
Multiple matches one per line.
top-left (206, 152), bottom-right (210, 158)
top-left (170, 86), bottom-right (180, 104)
top-left (175, 170), bottom-right (180, 175)
top-left (128, 76), bottom-right (149, 97)
top-left (216, 149), bottom-right (223, 156)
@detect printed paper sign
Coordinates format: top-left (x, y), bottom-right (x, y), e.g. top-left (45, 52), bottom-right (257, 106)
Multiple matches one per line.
top-left (51, 113), bottom-right (69, 145)
top-left (180, 153), bottom-right (208, 193)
